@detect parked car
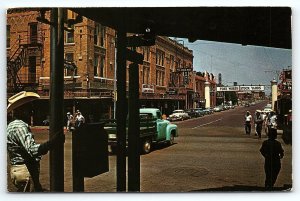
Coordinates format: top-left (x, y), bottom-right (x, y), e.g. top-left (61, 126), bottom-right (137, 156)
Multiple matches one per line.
top-left (184, 109), bottom-right (200, 118)
top-left (213, 105), bottom-right (223, 112)
top-left (168, 109), bottom-right (190, 121)
top-left (203, 108), bottom-right (212, 115)
top-left (194, 108), bottom-right (206, 116)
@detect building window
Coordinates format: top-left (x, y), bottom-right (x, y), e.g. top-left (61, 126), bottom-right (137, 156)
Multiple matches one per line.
top-left (29, 23), bottom-right (38, 44)
top-left (65, 10), bottom-right (75, 43)
top-left (143, 47), bottom-right (150, 62)
top-left (94, 54), bottom-right (105, 77)
top-left (7, 25), bottom-right (10, 48)
top-left (170, 55), bottom-right (175, 71)
top-left (65, 24), bottom-right (74, 43)
top-left (94, 55), bottom-right (99, 76)
top-left (156, 69), bottom-right (165, 86)
top-left (156, 49), bottom-right (165, 66)
top-left (143, 66), bottom-right (150, 84)
top-left (65, 53), bottom-right (74, 76)
top-left (94, 23), bottom-right (105, 47)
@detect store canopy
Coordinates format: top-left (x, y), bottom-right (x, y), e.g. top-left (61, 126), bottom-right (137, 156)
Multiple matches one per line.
top-left (71, 7), bottom-right (291, 49)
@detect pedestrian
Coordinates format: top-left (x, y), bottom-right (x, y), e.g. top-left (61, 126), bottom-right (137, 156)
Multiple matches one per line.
top-left (254, 110), bottom-right (264, 139)
top-left (7, 91), bottom-right (65, 192)
top-left (267, 111), bottom-right (277, 137)
top-left (66, 112), bottom-right (74, 131)
top-left (244, 111), bottom-right (252, 135)
top-left (260, 129), bottom-right (284, 189)
top-left (75, 110), bottom-right (85, 128)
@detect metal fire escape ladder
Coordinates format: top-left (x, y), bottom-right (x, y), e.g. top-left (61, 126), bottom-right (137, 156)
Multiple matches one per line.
top-left (7, 33), bottom-right (43, 92)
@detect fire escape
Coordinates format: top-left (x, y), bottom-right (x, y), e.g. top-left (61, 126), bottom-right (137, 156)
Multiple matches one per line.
top-left (7, 30), bottom-right (44, 93)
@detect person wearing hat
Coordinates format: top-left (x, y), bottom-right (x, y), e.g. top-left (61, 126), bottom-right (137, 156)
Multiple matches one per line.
top-left (244, 111), bottom-right (252, 135)
top-left (7, 91), bottom-right (65, 192)
top-left (75, 110), bottom-right (85, 128)
top-left (260, 127), bottom-right (284, 189)
top-left (66, 112), bottom-right (74, 131)
top-left (254, 110), bottom-right (264, 139)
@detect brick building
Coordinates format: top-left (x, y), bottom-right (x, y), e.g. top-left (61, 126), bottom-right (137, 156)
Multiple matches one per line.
top-left (7, 8), bottom-right (216, 125)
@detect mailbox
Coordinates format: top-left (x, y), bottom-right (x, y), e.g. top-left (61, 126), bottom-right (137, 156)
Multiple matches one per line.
top-left (73, 122), bottom-right (109, 178)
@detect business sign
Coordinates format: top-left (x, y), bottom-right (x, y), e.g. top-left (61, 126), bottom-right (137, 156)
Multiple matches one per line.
top-left (239, 86), bottom-right (264, 91)
top-left (176, 68), bottom-right (193, 72)
top-left (217, 85), bottom-right (264, 92)
top-left (217, 86), bottom-right (240, 91)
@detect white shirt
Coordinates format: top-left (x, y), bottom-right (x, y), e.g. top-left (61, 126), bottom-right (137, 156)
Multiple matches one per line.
top-left (245, 114), bottom-right (252, 122)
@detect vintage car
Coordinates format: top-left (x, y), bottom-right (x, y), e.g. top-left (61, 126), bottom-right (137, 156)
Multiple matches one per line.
top-left (168, 109), bottom-right (190, 121)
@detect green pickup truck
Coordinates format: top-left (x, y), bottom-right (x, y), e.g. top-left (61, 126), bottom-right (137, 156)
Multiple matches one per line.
top-left (105, 108), bottom-right (178, 154)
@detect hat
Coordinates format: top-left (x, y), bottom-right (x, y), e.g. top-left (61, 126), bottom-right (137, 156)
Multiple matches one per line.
top-left (7, 91), bottom-right (40, 113)
top-left (256, 110), bottom-right (261, 113)
top-left (67, 112), bottom-right (71, 115)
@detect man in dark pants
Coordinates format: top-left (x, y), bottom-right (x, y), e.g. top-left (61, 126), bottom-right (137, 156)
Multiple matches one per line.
top-left (244, 111), bottom-right (252, 134)
top-left (254, 110), bottom-right (264, 138)
top-left (260, 131), bottom-right (284, 189)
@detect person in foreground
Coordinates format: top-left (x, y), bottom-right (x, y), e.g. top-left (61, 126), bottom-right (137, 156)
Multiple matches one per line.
top-left (7, 91), bottom-right (65, 192)
top-left (260, 130), bottom-right (284, 190)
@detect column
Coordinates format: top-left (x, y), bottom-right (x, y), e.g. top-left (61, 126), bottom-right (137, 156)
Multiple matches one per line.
top-left (205, 81), bottom-right (210, 108)
top-left (271, 78), bottom-right (278, 110)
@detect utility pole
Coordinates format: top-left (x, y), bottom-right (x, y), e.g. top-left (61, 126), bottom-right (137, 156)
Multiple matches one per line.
top-left (49, 8), bottom-right (65, 192)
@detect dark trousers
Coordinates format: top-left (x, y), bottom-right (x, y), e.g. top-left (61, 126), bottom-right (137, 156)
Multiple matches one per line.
top-left (256, 124), bottom-right (263, 138)
top-left (264, 160), bottom-right (281, 188)
top-left (245, 122), bottom-right (251, 134)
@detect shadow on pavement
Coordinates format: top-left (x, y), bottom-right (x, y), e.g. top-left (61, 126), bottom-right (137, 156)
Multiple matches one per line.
top-left (189, 184), bottom-right (292, 192)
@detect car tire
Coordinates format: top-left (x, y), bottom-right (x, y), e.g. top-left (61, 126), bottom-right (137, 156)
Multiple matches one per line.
top-left (141, 138), bottom-right (152, 154)
top-left (168, 133), bottom-right (175, 145)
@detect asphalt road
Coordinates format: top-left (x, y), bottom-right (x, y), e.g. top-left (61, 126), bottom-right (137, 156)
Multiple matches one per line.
top-left (7, 101), bottom-right (292, 192)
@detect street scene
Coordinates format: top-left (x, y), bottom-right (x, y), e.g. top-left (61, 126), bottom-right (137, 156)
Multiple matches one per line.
top-left (7, 101), bottom-right (292, 192)
top-left (5, 7), bottom-right (292, 193)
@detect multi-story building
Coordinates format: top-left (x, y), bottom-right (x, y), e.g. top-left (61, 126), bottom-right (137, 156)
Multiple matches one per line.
top-left (7, 8), bottom-right (216, 125)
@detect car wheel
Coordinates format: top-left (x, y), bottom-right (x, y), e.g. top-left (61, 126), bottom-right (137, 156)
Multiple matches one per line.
top-left (141, 138), bottom-right (152, 154)
top-left (168, 133), bottom-right (175, 145)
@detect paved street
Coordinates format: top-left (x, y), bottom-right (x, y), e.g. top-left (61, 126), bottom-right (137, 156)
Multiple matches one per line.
top-left (7, 101), bottom-right (292, 192)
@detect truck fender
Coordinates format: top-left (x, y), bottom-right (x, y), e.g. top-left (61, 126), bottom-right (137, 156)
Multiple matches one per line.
top-left (166, 124), bottom-right (178, 141)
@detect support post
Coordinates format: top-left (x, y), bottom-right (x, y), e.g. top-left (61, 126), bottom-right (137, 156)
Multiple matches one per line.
top-left (116, 30), bottom-right (127, 192)
top-left (271, 78), bottom-right (278, 110)
top-left (128, 62), bottom-right (140, 192)
top-left (205, 81), bottom-right (211, 108)
top-left (49, 8), bottom-right (65, 192)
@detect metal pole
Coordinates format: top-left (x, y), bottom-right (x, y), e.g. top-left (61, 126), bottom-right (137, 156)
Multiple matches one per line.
top-left (72, 130), bottom-right (84, 192)
top-left (128, 62), bottom-right (140, 192)
top-left (49, 8), bottom-right (65, 192)
top-left (116, 30), bottom-right (127, 192)
top-left (113, 36), bottom-right (117, 119)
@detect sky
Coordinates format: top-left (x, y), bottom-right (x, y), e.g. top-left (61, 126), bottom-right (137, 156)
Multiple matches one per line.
top-left (179, 39), bottom-right (292, 92)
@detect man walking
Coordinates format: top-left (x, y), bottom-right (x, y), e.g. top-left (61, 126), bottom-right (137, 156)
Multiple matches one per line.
top-left (254, 110), bottom-right (264, 139)
top-left (244, 111), bottom-right (252, 135)
top-left (260, 130), bottom-right (284, 189)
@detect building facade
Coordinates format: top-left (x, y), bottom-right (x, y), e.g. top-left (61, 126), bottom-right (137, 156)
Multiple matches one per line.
top-left (7, 8), bottom-right (216, 125)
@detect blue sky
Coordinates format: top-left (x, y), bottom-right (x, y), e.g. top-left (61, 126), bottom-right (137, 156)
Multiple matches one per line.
top-left (180, 39), bottom-right (292, 91)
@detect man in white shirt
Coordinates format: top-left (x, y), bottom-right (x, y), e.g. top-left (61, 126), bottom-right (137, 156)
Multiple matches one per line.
top-left (244, 111), bottom-right (252, 135)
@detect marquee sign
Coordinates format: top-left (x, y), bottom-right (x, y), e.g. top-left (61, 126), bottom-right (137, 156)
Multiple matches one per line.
top-left (217, 85), bottom-right (265, 92)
